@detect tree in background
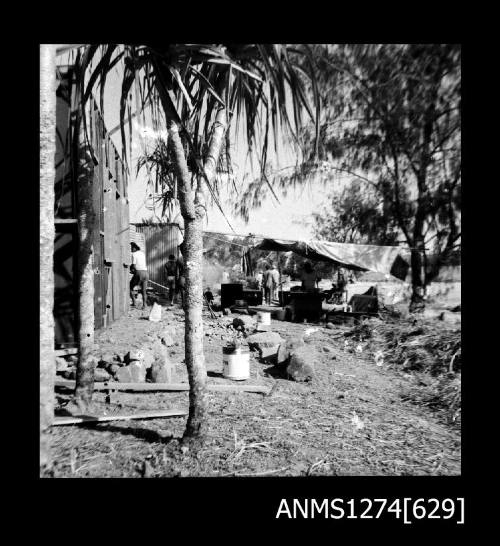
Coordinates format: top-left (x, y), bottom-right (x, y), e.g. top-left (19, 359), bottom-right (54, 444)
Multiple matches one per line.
top-left (80, 44), bottom-right (319, 443)
top-left (313, 179), bottom-right (400, 245)
top-left (239, 44), bottom-right (461, 312)
top-left (307, 44), bottom-right (461, 311)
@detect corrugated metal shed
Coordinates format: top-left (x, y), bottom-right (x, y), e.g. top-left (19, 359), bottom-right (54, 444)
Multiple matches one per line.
top-left (133, 223), bottom-right (183, 292)
top-left (129, 225), bottom-right (146, 261)
top-left (53, 67), bottom-right (131, 347)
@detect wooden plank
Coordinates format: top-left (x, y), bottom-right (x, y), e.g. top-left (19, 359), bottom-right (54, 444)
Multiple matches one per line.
top-left (53, 408), bottom-right (187, 426)
top-left (55, 379), bottom-right (271, 394)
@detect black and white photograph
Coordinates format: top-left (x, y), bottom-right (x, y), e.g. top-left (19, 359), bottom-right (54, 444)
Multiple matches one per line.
top-left (40, 43), bottom-right (461, 484)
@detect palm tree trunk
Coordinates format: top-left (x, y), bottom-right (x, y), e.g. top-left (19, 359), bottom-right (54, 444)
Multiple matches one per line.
top-left (167, 118), bottom-right (208, 441)
top-left (40, 44), bottom-right (57, 473)
top-left (166, 104), bottom-right (228, 442)
top-left (74, 141), bottom-right (96, 409)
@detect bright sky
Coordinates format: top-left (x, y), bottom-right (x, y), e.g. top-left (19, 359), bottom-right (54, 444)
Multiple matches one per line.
top-left (66, 49), bottom-right (338, 241)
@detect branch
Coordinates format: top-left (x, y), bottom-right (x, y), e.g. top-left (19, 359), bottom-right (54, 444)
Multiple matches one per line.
top-left (324, 57), bottom-right (422, 178)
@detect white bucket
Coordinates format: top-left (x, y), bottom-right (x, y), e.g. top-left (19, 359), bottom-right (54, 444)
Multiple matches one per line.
top-left (148, 302), bottom-right (162, 322)
top-left (256, 311), bottom-right (271, 330)
top-left (222, 347), bottom-right (250, 380)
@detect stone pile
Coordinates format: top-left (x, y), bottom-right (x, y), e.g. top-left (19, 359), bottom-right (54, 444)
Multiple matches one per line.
top-left (54, 332), bottom-right (176, 384)
top-left (223, 310), bottom-right (316, 382)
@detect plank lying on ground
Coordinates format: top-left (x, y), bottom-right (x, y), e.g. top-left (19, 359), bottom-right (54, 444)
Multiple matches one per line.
top-left (53, 408), bottom-right (187, 426)
top-left (55, 379), bottom-right (270, 394)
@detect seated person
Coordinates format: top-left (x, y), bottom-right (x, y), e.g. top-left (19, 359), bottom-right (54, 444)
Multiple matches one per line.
top-left (300, 261), bottom-right (318, 291)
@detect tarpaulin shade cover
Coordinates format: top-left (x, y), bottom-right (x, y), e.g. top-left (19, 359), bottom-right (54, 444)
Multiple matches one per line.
top-left (251, 238), bottom-right (410, 280)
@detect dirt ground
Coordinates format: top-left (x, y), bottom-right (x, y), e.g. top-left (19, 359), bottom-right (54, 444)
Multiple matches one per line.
top-left (50, 304), bottom-right (461, 478)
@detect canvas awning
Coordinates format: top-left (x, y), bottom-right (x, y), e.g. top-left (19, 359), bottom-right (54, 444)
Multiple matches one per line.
top-left (250, 238), bottom-right (410, 280)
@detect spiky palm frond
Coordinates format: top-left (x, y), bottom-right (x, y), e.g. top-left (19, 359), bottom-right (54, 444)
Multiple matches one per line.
top-left (77, 43), bottom-right (319, 223)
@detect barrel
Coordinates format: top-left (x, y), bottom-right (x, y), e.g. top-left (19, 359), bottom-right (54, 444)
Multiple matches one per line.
top-left (221, 283), bottom-right (243, 309)
top-left (222, 346), bottom-right (250, 380)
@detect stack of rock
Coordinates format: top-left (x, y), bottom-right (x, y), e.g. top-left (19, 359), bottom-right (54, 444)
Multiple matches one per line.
top-left (54, 332), bottom-right (177, 384)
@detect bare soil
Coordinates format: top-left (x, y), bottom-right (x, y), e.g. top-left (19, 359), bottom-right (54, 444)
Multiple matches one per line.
top-left (50, 305), bottom-right (461, 478)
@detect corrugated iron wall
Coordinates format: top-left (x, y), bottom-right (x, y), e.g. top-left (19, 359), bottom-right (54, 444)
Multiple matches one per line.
top-left (89, 96), bottom-right (131, 329)
top-left (129, 225), bottom-right (146, 261)
top-left (53, 67), bottom-right (130, 347)
top-left (134, 223), bottom-right (183, 293)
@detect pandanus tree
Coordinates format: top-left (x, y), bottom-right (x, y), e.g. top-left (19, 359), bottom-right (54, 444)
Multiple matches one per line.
top-left (77, 43), bottom-right (319, 442)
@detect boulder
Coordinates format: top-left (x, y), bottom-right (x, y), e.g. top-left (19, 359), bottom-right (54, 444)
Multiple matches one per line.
top-left (246, 331), bottom-right (284, 359)
top-left (99, 352), bottom-right (115, 366)
top-left (286, 346), bottom-right (315, 382)
top-left (106, 363), bottom-right (121, 376)
top-left (124, 349), bottom-right (144, 363)
top-left (152, 339), bottom-right (169, 361)
top-left (116, 362), bottom-right (147, 383)
top-left (150, 359), bottom-right (173, 383)
top-left (232, 315), bottom-right (255, 332)
top-left (94, 368), bottom-right (111, 382)
top-left (223, 308), bottom-right (231, 316)
top-left (277, 337), bottom-right (305, 365)
top-left (124, 348), bottom-right (154, 369)
top-left (325, 322), bottom-right (335, 330)
top-left (116, 366), bottom-right (133, 383)
top-left (140, 348), bottom-right (154, 369)
top-left (129, 361), bottom-right (147, 382)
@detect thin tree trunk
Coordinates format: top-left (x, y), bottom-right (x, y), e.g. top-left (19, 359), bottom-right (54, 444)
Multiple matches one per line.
top-left (40, 44), bottom-right (57, 473)
top-left (166, 104), bottom-right (228, 442)
top-left (156, 60), bottom-right (230, 442)
top-left (74, 137), bottom-right (96, 409)
top-left (167, 118), bottom-right (208, 442)
top-left (409, 195), bottom-right (426, 313)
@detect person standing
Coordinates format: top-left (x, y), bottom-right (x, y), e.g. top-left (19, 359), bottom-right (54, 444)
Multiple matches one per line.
top-left (270, 262), bottom-right (280, 302)
top-left (263, 264), bottom-right (274, 305)
top-left (176, 253), bottom-right (186, 307)
top-left (130, 242), bottom-right (148, 309)
top-left (164, 254), bottom-right (178, 305)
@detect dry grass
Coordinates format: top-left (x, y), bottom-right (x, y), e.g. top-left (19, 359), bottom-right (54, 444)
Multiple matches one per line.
top-left (344, 316), bottom-right (461, 424)
top-left (48, 306), bottom-right (461, 477)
